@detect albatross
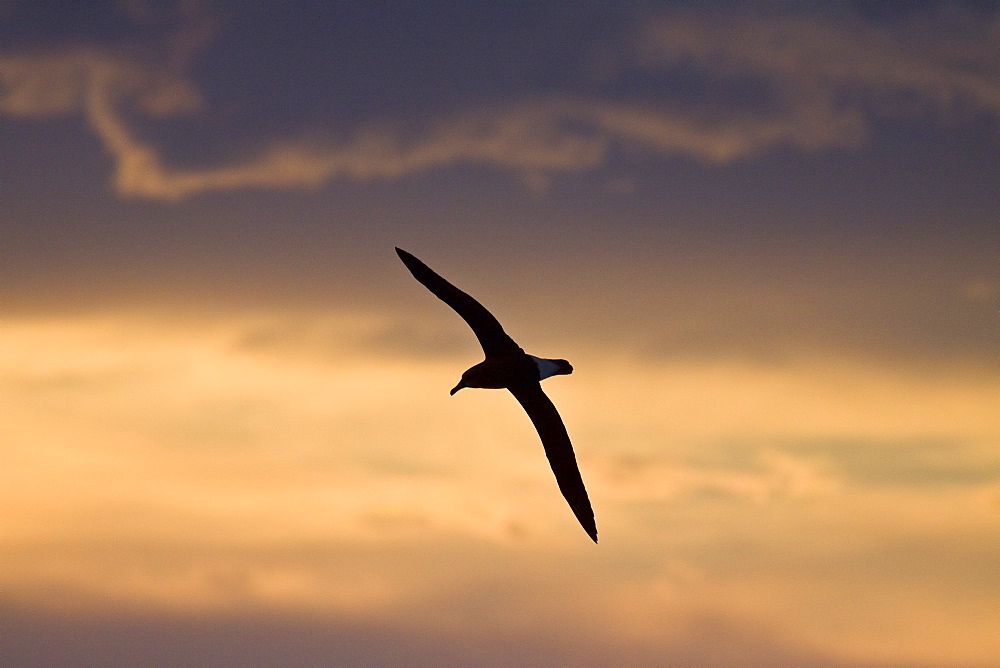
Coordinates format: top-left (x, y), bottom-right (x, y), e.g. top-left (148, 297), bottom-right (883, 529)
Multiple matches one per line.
top-left (395, 247), bottom-right (597, 543)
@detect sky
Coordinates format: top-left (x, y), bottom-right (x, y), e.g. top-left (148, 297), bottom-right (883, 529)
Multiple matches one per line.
top-left (1, 0), bottom-right (998, 664)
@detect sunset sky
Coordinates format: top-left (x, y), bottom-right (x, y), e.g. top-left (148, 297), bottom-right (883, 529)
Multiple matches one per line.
top-left (2, 1), bottom-right (998, 665)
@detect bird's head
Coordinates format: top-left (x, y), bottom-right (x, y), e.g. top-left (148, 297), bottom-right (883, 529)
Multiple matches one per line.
top-left (551, 359), bottom-right (573, 376)
top-left (449, 378), bottom-right (468, 395)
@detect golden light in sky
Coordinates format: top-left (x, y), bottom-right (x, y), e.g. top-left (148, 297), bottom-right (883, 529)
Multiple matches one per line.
top-left (3, 308), bottom-right (997, 663)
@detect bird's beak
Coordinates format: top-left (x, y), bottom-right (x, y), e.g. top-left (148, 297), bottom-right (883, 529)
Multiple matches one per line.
top-left (449, 380), bottom-right (466, 395)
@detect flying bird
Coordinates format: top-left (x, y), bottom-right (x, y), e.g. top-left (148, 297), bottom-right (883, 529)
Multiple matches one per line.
top-left (395, 247), bottom-right (597, 543)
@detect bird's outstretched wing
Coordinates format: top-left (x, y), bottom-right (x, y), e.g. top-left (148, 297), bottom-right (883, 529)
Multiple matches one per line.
top-left (396, 248), bottom-right (519, 357)
top-left (508, 381), bottom-right (598, 543)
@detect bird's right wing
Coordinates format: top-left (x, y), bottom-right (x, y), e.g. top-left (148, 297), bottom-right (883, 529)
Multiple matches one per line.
top-left (396, 248), bottom-right (519, 357)
top-left (508, 381), bottom-right (597, 543)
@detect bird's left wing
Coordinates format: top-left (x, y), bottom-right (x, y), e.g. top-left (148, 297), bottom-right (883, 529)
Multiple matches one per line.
top-left (395, 248), bottom-right (519, 357)
top-left (507, 381), bottom-right (597, 543)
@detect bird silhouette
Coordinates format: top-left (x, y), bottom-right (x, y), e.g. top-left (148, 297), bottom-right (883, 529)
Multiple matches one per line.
top-left (395, 247), bottom-right (597, 542)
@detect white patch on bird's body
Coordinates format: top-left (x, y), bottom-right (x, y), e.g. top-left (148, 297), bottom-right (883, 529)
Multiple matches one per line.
top-left (530, 355), bottom-right (564, 380)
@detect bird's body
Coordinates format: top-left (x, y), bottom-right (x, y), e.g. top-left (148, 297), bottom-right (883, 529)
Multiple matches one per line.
top-left (450, 351), bottom-right (572, 394)
top-left (395, 247), bottom-right (597, 543)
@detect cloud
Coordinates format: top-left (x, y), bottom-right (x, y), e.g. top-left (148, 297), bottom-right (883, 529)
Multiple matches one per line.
top-left (3, 310), bottom-right (1000, 663)
top-left (0, 50), bottom-right (197, 117)
top-left (1, 5), bottom-right (998, 200)
top-left (635, 6), bottom-right (1000, 130)
top-left (0, 51), bottom-right (610, 199)
top-left (597, 449), bottom-right (841, 504)
top-left (0, 605), bottom-right (846, 666)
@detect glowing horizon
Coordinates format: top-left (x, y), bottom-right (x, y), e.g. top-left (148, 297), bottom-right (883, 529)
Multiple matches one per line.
top-left (3, 308), bottom-right (997, 663)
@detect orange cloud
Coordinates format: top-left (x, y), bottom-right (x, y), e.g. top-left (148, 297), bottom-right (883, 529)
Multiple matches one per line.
top-left (2, 311), bottom-right (997, 664)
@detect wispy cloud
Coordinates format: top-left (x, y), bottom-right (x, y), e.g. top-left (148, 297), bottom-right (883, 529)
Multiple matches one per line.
top-left (1, 5), bottom-right (997, 200)
top-left (636, 7), bottom-right (1000, 131)
top-left (0, 51), bottom-right (612, 199)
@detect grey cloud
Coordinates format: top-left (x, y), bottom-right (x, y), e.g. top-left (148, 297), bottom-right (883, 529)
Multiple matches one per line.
top-left (637, 7), bottom-right (1000, 125)
top-left (1, 6), bottom-right (997, 200)
top-left (0, 602), bottom-right (843, 666)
